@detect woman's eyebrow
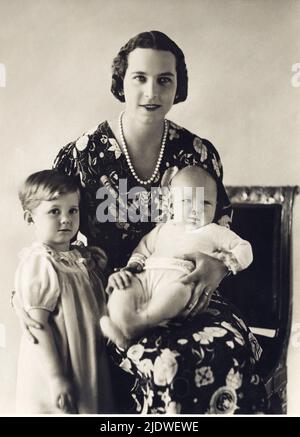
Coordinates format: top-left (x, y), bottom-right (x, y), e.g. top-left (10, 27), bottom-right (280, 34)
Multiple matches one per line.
top-left (131, 71), bottom-right (147, 75)
top-left (130, 71), bottom-right (175, 76)
top-left (158, 72), bottom-right (175, 77)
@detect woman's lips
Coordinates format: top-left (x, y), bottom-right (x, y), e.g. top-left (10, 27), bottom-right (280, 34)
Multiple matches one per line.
top-left (140, 104), bottom-right (161, 111)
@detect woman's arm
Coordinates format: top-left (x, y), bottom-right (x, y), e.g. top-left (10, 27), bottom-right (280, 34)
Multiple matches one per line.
top-left (28, 308), bottom-right (77, 413)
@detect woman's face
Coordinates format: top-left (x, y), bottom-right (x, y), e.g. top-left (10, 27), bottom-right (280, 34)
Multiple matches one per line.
top-left (123, 48), bottom-right (177, 124)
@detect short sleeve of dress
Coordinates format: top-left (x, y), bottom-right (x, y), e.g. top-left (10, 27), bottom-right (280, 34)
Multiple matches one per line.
top-left (15, 249), bottom-right (60, 312)
top-left (53, 140), bottom-right (79, 178)
top-left (53, 125), bottom-right (103, 181)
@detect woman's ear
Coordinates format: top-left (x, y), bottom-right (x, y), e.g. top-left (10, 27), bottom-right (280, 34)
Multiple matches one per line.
top-left (23, 210), bottom-right (34, 225)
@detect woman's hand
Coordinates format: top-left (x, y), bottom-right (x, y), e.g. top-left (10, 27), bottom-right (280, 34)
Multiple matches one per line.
top-left (50, 375), bottom-right (77, 414)
top-left (12, 291), bottom-right (43, 344)
top-left (106, 269), bottom-right (134, 294)
top-left (181, 252), bottom-right (228, 317)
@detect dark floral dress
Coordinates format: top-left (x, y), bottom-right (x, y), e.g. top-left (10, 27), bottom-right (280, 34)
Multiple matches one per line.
top-left (54, 120), bottom-right (268, 414)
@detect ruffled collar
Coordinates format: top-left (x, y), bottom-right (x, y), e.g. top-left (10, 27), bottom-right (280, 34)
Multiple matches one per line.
top-left (18, 241), bottom-right (107, 273)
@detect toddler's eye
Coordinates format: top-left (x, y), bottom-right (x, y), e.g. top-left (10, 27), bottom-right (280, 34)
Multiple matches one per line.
top-left (49, 208), bottom-right (59, 215)
top-left (70, 208), bottom-right (79, 214)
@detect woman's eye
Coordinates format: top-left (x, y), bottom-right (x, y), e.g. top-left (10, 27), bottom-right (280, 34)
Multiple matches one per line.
top-left (159, 77), bottom-right (172, 85)
top-left (133, 75), bottom-right (146, 82)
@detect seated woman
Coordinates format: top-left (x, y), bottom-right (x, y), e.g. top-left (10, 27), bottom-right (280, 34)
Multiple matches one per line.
top-left (16, 30), bottom-right (268, 414)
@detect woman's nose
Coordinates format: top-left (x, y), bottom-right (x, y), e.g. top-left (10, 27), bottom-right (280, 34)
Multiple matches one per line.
top-left (144, 79), bottom-right (158, 99)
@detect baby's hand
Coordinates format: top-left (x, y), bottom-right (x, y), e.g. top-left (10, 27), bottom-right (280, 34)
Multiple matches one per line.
top-left (106, 269), bottom-right (134, 294)
top-left (50, 375), bottom-right (77, 414)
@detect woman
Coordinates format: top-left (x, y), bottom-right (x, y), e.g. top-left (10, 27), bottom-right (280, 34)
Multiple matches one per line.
top-left (16, 31), bottom-right (267, 414)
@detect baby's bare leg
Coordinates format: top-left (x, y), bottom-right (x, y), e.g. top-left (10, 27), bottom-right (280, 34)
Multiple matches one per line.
top-left (138, 268), bottom-right (194, 328)
top-left (110, 269), bottom-right (194, 336)
top-left (140, 285), bottom-right (193, 327)
top-left (105, 276), bottom-right (147, 340)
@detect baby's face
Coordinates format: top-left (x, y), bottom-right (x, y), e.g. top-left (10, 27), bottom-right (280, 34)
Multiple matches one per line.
top-left (30, 191), bottom-right (80, 251)
top-left (170, 169), bottom-right (217, 230)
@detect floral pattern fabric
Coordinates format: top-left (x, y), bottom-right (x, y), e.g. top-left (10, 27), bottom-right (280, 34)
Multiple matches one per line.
top-left (109, 292), bottom-right (266, 414)
top-left (54, 120), bottom-right (268, 414)
top-left (54, 120), bottom-right (232, 270)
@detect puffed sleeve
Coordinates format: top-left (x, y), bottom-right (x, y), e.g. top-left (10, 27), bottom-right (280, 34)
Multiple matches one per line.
top-left (15, 252), bottom-right (60, 312)
top-left (53, 128), bottom-right (100, 182)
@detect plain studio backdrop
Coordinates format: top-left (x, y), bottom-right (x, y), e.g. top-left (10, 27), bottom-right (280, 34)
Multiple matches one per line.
top-left (0, 0), bottom-right (299, 415)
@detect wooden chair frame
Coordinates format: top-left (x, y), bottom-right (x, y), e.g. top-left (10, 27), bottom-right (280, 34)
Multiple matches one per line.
top-left (224, 186), bottom-right (299, 413)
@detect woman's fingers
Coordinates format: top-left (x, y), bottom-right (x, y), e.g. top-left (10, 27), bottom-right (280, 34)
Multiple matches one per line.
top-left (22, 322), bottom-right (37, 344)
top-left (181, 270), bottom-right (199, 284)
top-left (17, 305), bottom-right (43, 329)
top-left (181, 252), bottom-right (198, 263)
top-left (181, 252), bottom-right (202, 284)
top-left (18, 312), bottom-right (40, 344)
top-left (189, 287), bottom-right (212, 318)
top-left (14, 293), bottom-right (43, 330)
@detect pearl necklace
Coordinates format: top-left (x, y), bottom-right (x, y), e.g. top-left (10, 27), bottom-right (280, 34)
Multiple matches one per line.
top-left (118, 111), bottom-right (168, 186)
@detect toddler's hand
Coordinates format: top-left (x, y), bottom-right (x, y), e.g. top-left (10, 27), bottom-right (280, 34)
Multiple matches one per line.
top-left (106, 270), bottom-right (133, 294)
top-left (50, 375), bottom-right (77, 414)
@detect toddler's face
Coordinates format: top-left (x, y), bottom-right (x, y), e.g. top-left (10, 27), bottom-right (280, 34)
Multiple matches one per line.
top-left (29, 192), bottom-right (80, 251)
top-left (170, 170), bottom-right (217, 230)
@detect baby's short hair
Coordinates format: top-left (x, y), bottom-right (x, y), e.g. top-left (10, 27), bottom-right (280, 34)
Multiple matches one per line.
top-left (19, 169), bottom-right (80, 211)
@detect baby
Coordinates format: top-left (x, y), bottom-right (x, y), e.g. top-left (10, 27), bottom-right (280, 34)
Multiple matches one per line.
top-left (100, 166), bottom-right (253, 349)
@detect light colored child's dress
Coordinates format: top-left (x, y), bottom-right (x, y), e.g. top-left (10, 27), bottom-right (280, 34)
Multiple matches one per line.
top-left (122, 222), bottom-right (253, 312)
top-left (15, 242), bottom-right (114, 414)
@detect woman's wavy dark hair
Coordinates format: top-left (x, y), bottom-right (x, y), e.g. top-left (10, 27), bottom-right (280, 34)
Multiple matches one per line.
top-left (111, 31), bottom-right (188, 104)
